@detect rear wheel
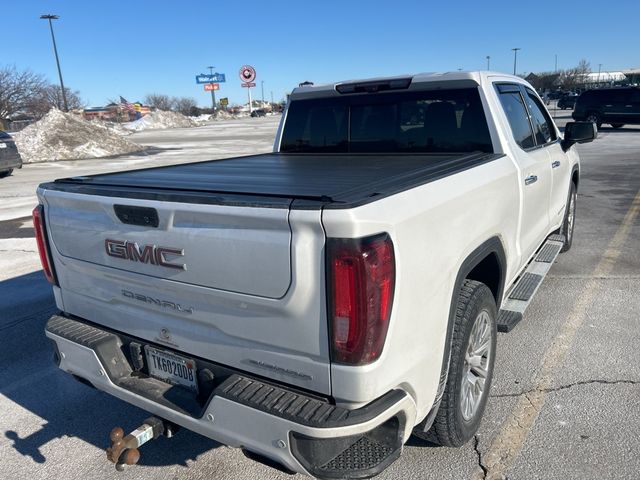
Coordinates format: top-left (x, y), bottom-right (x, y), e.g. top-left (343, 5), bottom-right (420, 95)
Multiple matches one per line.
top-left (585, 112), bottom-right (602, 129)
top-left (0, 169), bottom-right (13, 178)
top-left (413, 280), bottom-right (497, 447)
top-left (611, 123), bottom-right (624, 129)
top-left (560, 182), bottom-right (577, 253)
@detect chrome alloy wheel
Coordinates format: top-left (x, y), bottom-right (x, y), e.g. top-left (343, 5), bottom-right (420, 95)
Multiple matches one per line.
top-left (460, 309), bottom-right (493, 421)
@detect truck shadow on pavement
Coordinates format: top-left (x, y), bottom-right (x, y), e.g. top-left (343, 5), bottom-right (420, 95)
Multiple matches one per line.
top-left (0, 270), bottom-right (220, 469)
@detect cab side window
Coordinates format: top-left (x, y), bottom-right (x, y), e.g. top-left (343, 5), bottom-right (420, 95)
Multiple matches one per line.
top-left (525, 88), bottom-right (557, 145)
top-left (496, 84), bottom-right (535, 149)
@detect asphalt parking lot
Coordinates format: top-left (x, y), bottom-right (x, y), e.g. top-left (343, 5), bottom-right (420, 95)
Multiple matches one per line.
top-left (0, 112), bottom-right (638, 480)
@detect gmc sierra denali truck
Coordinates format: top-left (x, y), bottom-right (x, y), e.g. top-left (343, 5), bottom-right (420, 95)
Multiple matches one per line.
top-left (36, 71), bottom-right (596, 478)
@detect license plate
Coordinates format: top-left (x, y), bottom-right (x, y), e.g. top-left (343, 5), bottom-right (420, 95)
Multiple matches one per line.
top-left (145, 346), bottom-right (198, 393)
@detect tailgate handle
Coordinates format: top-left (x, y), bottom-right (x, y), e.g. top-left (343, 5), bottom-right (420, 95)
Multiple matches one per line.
top-left (114, 205), bottom-right (159, 228)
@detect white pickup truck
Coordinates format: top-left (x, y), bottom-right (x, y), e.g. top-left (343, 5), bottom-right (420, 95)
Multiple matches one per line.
top-left (36, 72), bottom-right (596, 478)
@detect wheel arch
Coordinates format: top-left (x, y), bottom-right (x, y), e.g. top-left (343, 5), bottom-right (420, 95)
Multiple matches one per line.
top-left (429, 237), bottom-right (506, 416)
top-left (571, 164), bottom-right (580, 191)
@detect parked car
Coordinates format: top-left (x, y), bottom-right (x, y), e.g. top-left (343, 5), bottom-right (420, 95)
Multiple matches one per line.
top-left (0, 131), bottom-right (23, 177)
top-left (250, 109), bottom-right (267, 117)
top-left (573, 87), bottom-right (640, 129)
top-left (547, 90), bottom-right (566, 100)
top-left (557, 93), bottom-right (578, 110)
top-left (38, 72), bottom-right (595, 478)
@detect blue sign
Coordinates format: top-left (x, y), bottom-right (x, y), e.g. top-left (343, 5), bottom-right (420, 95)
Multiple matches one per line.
top-left (196, 73), bottom-right (226, 84)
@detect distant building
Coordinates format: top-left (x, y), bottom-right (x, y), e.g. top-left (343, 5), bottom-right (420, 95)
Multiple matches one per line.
top-left (82, 106), bottom-right (116, 121)
top-left (82, 102), bottom-right (152, 122)
top-left (622, 68), bottom-right (640, 85)
top-left (581, 71), bottom-right (627, 86)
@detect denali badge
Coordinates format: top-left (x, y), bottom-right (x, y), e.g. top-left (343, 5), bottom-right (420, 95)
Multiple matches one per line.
top-left (122, 289), bottom-right (194, 315)
top-left (105, 239), bottom-right (186, 270)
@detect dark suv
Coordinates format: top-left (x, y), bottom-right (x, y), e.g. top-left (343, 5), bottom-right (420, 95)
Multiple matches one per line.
top-left (573, 87), bottom-right (640, 129)
top-left (0, 131), bottom-right (23, 178)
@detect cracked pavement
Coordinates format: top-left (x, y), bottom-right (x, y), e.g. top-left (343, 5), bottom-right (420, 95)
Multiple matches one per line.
top-left (0, 113), bottom-right (638, 480)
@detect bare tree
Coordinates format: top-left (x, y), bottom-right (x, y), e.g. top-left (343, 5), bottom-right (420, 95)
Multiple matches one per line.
top-left (27, 85), bottom-right (84, 118)
top-left (559, 59), bottom-right (592, 90)
top-left (527, 72), bottom-right (561, 92)
top-left (0, 65), bottom-right (48, 122)
top-left (144, 93), bottom-right (172, 111)
top-left (576, 59), bottom-right (591, 75)
top-left (171, 97), bottom-right (198, 116)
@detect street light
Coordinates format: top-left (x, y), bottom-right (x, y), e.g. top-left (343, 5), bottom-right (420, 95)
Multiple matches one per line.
top-left (261, 80), bottom-right (265, 105)
top-left (598, 63), bottom-right (602, 85)
top-left (40, 14), bottom-right (68, 112)
top-left (511, 48), bottom-right (521, 75)
top-left (486, 56), bottom-right (490, 70)
top-left (207, 65), bottom-right (216, 111)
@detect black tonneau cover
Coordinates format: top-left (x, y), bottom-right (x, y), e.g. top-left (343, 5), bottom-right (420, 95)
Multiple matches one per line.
top-left (44, 152), bottom-right (502, 209)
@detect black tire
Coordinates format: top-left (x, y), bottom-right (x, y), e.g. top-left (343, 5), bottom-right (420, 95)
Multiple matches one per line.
top-left (585, 112), bottom-right (602, 129)
top-left (0, 169), bottom-right (13, 178)
top-left (413, 280), bottom-right (497, 447)
top-left (611, 123), bottom-right (624, 129)
top-left (559, 182), bottom-right (577, 253)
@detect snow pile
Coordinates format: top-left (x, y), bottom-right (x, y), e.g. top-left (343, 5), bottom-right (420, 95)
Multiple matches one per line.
top-left (99, 121), bottom-right (134, 136)
top-left (122, 110), bottom-right (198, 131)
top-left (212, 110), bottom-right (236, 120)
top-left (13, 109), bottom-right (146, 163)
top-left (191, 114), bottom-right (213, 124)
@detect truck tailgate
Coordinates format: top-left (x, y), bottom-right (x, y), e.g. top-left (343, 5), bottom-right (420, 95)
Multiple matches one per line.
top-left (46, 192), bottom-right (291, 298)
top-left (42, 189), bottom-right (331, 394)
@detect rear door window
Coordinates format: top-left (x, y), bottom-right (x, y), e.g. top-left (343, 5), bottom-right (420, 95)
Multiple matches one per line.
top-left (495, 84), bottom-right (535, 149)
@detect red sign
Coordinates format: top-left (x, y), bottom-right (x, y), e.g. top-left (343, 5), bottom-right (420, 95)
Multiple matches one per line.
top-left (241, 82), bottom-right (256, 88)
top-left (239, 65), bottom-right (256, 83)
top-left (204, 83), bottom-right (220, 91)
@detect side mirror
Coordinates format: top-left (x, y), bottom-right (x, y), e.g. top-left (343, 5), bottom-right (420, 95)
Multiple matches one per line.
top-left (561, 121), bottom-right (597, 151)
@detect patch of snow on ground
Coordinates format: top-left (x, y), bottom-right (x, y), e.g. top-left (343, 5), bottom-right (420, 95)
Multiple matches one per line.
top-left (13, 109), bottom-right (146, 163)
top-left (122, 110), bottom-right (198, 131)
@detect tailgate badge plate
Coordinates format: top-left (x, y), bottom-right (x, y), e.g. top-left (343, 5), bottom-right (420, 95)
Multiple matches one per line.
top-left (105, 239), bottom-right (186, 270)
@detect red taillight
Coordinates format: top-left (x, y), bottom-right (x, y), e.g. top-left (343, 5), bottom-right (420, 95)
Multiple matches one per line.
top-left (327, 233), bottom-right (395, 365)
top-left (32, 205), bottom-right (57, 286)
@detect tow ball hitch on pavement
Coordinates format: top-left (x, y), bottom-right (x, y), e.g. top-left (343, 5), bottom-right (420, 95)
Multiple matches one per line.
top-left (106, 417), bottom-right (179, 471)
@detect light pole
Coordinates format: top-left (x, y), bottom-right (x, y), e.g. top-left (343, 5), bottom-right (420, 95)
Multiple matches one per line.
top-left (486, 56), bottom-right (490, 70)
top-left (511, 48), bottom-right (521, 75)
top-left (261, 80), bottom-right (265, 105)
top-left (270, 91), bottom-right (274, 105)
top-left (598, 63), bottom-right (602, 85)
top-left (40, 14), bottom-right (68, 112)
top-left (554, 54), bottom-right (558, 72)
top-left (207, 65), bottom-right (216, 111)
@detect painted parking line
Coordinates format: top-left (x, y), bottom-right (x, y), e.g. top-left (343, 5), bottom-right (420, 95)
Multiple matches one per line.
top-left (478, 190), bottom-right (640, 480)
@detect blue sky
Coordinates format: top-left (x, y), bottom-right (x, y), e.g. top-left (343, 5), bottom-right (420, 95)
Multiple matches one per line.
top-left (4, 0), bottom-right (640, 107)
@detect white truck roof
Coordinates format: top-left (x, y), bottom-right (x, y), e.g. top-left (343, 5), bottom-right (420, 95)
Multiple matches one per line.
top-left (290, 71), bottom-right (528, 99)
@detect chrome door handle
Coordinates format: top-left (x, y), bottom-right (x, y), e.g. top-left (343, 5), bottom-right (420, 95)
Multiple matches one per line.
top-left (552, 160), bottom-right (561, 168)
top-left (525, 175), bottom-right (538, 185)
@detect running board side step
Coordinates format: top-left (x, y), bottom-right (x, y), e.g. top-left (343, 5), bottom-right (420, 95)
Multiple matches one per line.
top-left (497, 235), bottom-right (565, 333)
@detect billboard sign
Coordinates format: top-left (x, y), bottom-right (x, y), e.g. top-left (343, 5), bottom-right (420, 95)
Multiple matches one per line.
top-left (196, 73), bottom-right (226, 84)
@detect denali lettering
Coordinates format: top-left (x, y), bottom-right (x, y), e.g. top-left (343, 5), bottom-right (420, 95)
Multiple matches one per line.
top-left (105, 239), bottom-right (186, 270)
top-left (122, 289), bottom-right (194, 314)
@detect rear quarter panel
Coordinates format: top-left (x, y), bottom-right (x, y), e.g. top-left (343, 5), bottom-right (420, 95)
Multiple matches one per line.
top-left (322, 155), bottom-right (519, 419)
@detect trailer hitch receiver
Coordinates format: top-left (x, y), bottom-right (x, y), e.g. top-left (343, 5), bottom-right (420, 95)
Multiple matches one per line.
top-left (106, 417), bottom-right (177, 471)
